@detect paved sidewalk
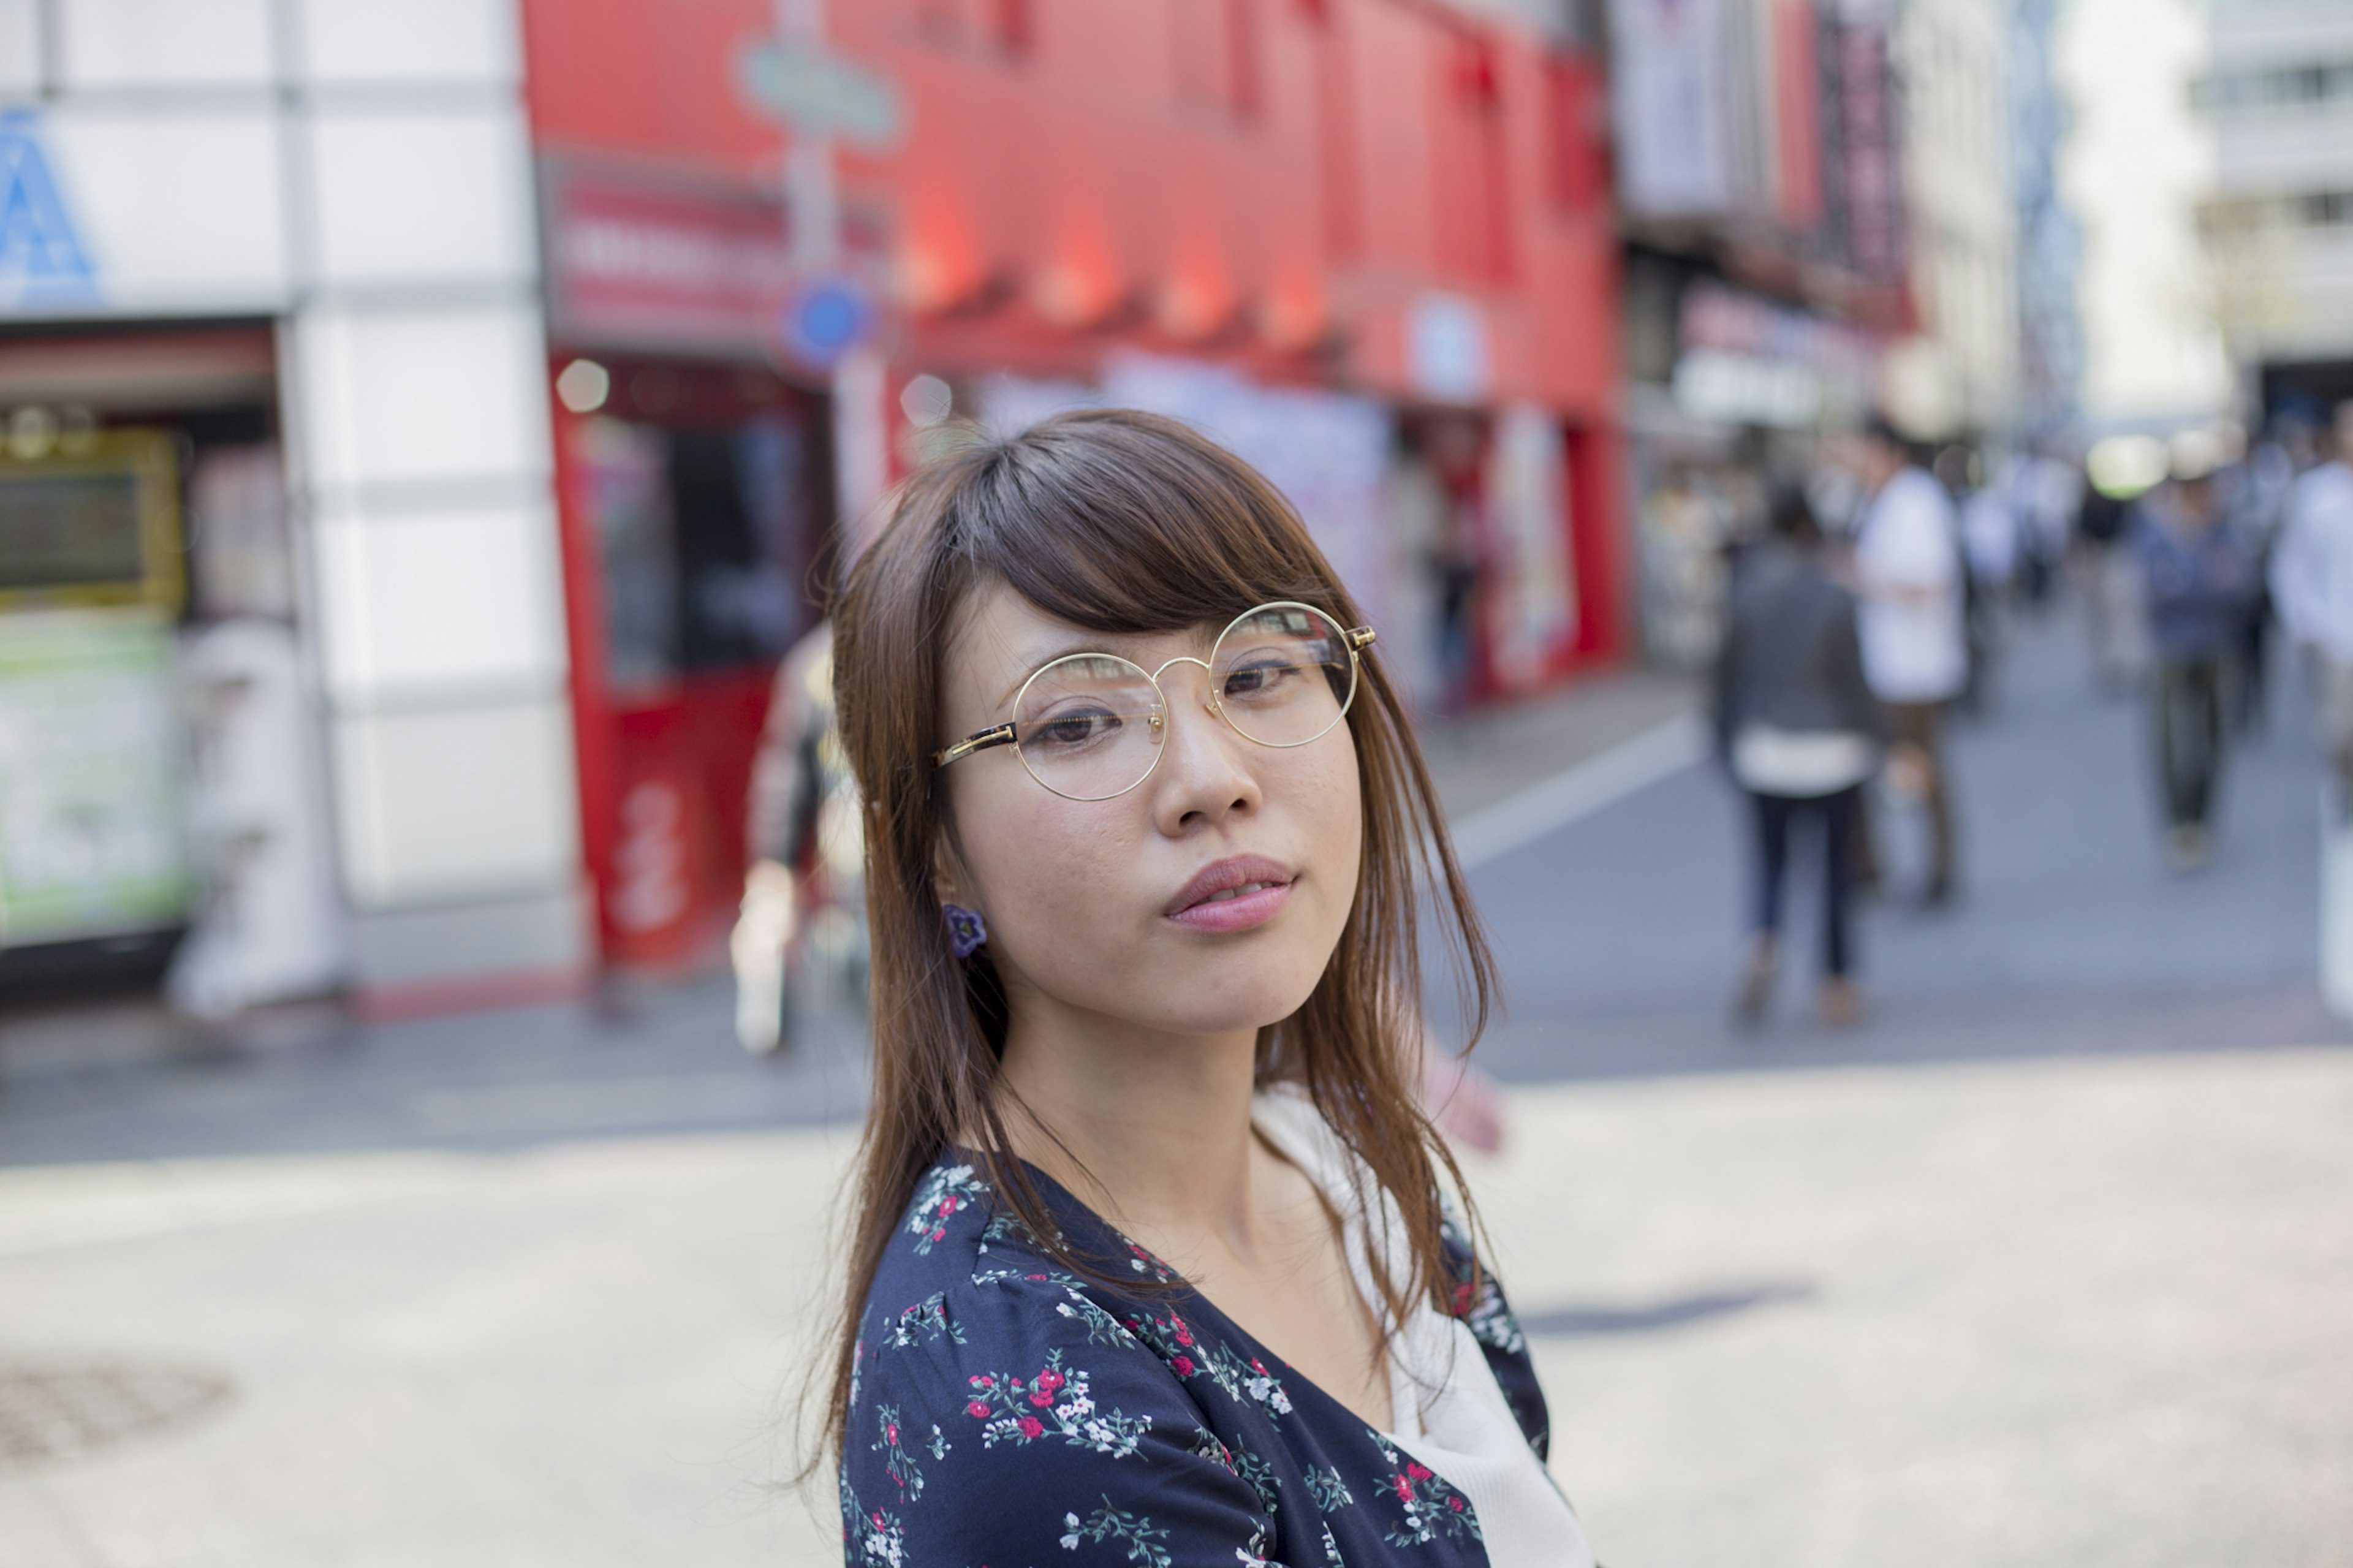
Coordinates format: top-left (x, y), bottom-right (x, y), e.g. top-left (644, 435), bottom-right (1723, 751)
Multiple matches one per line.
top-left (4, 1048), bottom-right (2349, 1567)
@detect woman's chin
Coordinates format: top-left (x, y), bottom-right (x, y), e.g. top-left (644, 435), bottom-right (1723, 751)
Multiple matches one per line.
top-left (1145, 972), bottom-right (1323, 1040)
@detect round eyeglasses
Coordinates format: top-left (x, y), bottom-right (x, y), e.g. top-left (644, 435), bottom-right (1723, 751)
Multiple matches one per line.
top-left (932, 601), bottom-right (1376, 801)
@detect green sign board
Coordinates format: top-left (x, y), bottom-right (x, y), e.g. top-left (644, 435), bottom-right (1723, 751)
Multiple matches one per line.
top-left (0, 609), bottom-right (192, 947)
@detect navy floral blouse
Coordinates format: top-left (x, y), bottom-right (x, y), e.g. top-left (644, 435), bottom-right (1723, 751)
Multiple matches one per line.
top-left (839, 1153), bottom-right (1551, 1567)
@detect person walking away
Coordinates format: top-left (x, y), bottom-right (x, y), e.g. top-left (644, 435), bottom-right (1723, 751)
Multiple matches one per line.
top-left (2268, 402), bottom-right (2353, 1021)
top-left (2007, 442), bottom-right (2080, 609)
top-left (2229, 434), bottom-right (2296, 733)
top-left (1716, 487), bottom-right (1885, 1026)
top-left (2132, 463), bottom-right (2256, 870)
top-left (2270, 401), bottom-right (2353, 812)
top-left (2076, 479), bottom-right (2146, 692)
top-left (1944, 445), bottom-right (2016, 713)
top-left (1843, 417), bottom-right (1969, 906)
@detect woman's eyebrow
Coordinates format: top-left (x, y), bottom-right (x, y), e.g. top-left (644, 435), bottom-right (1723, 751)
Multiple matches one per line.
top-left (991, 640), bottom-right (1102, 710)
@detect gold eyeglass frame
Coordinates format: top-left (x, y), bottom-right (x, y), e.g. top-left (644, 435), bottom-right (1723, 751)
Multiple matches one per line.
top-left (931, 600), bottom-right (1377, 801)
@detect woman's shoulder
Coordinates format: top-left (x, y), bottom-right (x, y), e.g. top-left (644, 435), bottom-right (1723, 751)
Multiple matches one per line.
top-left (845, 1159), bottom-right (1278, 1564)
top-left (855, 1156), bottom-right (1173, 1403)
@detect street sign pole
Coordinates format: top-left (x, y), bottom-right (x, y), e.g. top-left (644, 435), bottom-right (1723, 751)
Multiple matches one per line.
top-left (775, 0), bottom-right (838, 274)
top-left (767, 0), bottom-right (885, 535)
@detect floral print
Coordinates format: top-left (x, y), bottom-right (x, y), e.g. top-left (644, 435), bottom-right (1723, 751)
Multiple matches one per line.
top-left (1373, 1437), bottom-right (1482, 1546)
top-left (1122, 1307), bottom-right (1296, 1419)
top-left (1059, 1499), bottom-right (1174, 1567)
top-left (842, 1151), bottom-right (1555, 1567)
top-left (962, 1349), bottom-right (1152, 1457)
top-left (1441, 1215), bottom-right (1529, 1358)
top-left (903, 1164), bottom-right (987, 1254)
top-left (1306, 1463), bottom-right (1355, 1512)
top-left (877, 1292), bottom-right (963, 1350)
top-left (870, 1404), bottom-right (949, 1502)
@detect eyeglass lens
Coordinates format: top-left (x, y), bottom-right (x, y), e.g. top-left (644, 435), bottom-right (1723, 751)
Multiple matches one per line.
top-left (1010, 605), bottom-right (1356, 801)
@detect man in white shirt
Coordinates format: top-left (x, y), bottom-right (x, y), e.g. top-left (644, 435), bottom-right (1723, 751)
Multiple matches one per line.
top-left (1841, 417), bottom-right (1969, 903)
top-left (2271, 401), bottom-right (2353, 813)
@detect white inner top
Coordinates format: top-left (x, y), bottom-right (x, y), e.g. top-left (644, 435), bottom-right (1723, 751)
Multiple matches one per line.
top-left (1731, 723), bottom-right (1878, 797)
top-left (1250, 1088), bottom-right (1596, 1568)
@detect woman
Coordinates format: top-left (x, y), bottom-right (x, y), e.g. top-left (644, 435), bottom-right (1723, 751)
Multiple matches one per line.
top-left (822, 411), bottom-right (1590, 1566)
top-left (1714, 484), bottom-right (1885, 1027)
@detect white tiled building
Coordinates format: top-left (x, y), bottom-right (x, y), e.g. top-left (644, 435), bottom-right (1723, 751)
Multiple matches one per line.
top-left (2194, 0), bottom-right (2353, 400)
top-left (0, 0), bottom-right (582, 1010)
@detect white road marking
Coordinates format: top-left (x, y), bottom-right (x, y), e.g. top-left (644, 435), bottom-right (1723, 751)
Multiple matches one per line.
top-left (1445, 713), bottom-right (1709, 872)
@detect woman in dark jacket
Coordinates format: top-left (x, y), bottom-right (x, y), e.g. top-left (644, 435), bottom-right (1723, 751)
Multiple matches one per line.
top-left (1714, 485), bottom-right (1887, 1026)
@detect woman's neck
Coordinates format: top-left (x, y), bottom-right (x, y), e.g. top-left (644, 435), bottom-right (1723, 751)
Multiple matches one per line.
top-left (992, 995), bottom-right (1264, 1248)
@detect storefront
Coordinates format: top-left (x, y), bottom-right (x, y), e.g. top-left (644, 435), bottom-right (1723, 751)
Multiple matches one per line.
top-left (2, 10), bottom-right (582, 1017)
top-left (538, 160), bottom-right (843, 971)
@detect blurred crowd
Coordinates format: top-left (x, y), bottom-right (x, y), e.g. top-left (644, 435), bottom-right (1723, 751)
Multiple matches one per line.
top-left (1699, 400), bottom-right (2353, 1026)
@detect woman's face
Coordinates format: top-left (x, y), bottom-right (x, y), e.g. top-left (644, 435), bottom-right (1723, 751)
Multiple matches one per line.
top-left (936, 581), bottom-right (1364, 1040)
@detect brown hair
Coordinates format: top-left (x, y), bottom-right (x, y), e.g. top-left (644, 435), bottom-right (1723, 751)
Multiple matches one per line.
top-left (818, 407), bottom-right (1498, 1465)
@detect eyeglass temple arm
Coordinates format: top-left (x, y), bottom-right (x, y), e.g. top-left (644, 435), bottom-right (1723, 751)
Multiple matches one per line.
top-left (1346, 627), bottom-right (1376, 651)
top-left (934, 722), bottom-right (1016, 770)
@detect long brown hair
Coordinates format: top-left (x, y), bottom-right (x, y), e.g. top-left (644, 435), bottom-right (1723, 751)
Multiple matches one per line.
top-left (819, 407), bottom-right (1498, 1464)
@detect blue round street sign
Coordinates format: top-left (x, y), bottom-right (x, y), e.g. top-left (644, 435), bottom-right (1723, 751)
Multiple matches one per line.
top-left (779, 278), bottom-right (873, 371)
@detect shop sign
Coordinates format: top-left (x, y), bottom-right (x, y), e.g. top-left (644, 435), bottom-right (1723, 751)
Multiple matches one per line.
top-left (1607, 0), bottom-right (1733, 218)
top-left (0, 112), bottom-right (100, 312)
top-left (734, 39), bottom-right (907, 150)
top-left (1824, 9), bottom-right (1905, 285)
top-left (1673, 350), bottom-right (1822, 428)
top-left (1675, 281), bottom-right (1879, 425)
top-left (544, 164), bottom-right (797, 354)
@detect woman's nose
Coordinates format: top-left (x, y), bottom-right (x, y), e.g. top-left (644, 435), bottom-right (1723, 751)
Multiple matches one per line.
top-left (1147, 661), bottom-right (1260, 828)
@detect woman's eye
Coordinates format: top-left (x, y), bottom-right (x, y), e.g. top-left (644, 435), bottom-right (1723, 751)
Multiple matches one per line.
top-left (1031, 708), bottom-right (1120, 748)
top-left (1222, 656), bottom-right (1298, 699)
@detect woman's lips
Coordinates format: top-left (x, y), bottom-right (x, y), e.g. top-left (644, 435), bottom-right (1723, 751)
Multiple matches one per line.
top-left (1165, 855), bottom-right (1296, 934)
top-left (1167, 879), bottom-right (1292, 933)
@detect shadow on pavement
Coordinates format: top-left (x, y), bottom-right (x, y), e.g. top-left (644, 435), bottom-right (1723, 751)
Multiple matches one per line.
top-left (1518, 1281), bottom-right (1814, 1339)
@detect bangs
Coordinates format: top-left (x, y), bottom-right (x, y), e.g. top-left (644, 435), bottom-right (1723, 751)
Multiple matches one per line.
top-left (939, 411), bottom-right (1343, 635)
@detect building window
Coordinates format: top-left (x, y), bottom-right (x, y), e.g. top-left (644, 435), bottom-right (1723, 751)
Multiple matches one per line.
top-left (2191, 60), bottom-right (2353, 113)
top-left (2201, 189), bottom-right (2353, 234)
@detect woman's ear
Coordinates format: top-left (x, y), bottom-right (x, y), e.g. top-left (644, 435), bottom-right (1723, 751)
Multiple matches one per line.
top-left (931, 835), bottom-right (969, 910)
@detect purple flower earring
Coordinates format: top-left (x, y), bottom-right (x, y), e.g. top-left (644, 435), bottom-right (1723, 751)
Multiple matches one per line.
top-left (942, 903), bottom-right (988, 958)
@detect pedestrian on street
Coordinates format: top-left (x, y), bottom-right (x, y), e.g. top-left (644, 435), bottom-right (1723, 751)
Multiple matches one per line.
top-left (2132, 461), bottom-right (2257, 871)
top-left (2077, 479), bottom-right (2148, 693)
top-left (2227, 433), bottom-right (2295, 734)
top-left (731, 621), bottom-right (865, 1056)
top-left (2270, 400), bottom-right (2353, 813)
top-left (1840, 417), bottom-right (1969, 906)
top-left (2007, 441), bottom-right (2081, 610)
top-left (1715, 485), bottom-right (1885, 1028)
top-left (1942, 444), bottom-right (2013, 714)
top-left (817, 409), bottom-right (1593, 1568)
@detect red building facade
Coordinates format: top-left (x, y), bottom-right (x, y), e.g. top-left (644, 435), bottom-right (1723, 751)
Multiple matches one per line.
top-left (518, 0), bottom-right (1624, 970)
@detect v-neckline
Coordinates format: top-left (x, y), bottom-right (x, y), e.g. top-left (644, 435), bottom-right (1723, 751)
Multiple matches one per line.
top-left (996, 1144), bottom-right (1404, 1439)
